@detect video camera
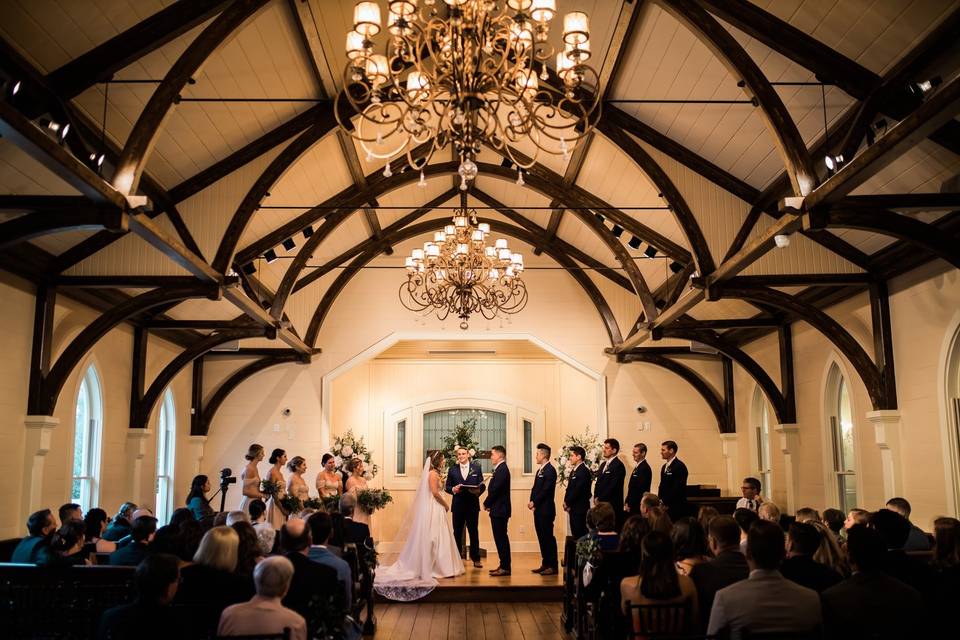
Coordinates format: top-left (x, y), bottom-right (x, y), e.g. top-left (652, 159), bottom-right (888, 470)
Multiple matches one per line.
top-left (220, 467), bottom-right (237, 486)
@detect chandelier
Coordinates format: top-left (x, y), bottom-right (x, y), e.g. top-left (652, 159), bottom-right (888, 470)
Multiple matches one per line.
top-left (339, 0), bottom-right (600, 189)
top-left (400, 210), bottom-right (527, 329)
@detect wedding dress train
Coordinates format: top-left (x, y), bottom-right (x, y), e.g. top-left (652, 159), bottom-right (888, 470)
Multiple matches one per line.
top-left (373, 458), bottom-right (464, 601)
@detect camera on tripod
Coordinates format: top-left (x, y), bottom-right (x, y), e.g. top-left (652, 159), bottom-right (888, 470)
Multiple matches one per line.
top-left (220, 467), bottom-right (237, 487)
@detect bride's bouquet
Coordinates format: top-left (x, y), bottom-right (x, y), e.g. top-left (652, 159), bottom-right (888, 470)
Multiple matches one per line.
top-left (357, 488), bottom-right (393, 515)
top-left (555, 427), bottom-right (604, 486)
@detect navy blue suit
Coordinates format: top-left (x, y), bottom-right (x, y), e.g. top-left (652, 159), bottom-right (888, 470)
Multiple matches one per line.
top-left (564, 462), bottom-right (592, 539)
top-left (594, 456), bottom-right (626, 530)
top-left (625, 458), bottom-right (652, 514)
top-left (529, 462), bottom-right (558, 569)
top-left (445, 461), bottom-right (486, 561)
top-left (659, 457), bottom-right (689, 520)
top-left (483, 461), bottom-right (511, 569)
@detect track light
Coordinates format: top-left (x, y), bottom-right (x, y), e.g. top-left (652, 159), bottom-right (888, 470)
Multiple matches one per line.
top-left (516, 169), bottom-right (524, 186)
top-left (3, 79), bottom-right (21, 97)
top-left (907, 76), bottom-right (941, 100)
top-left (11, 80), bottom-right (20, 96)
top-left (611, 224), bottom-right (623, 238)
top-left (281, 237), bottom-right (296, 251)
top-left (242, 263), bottom-right (257, 275)
top-left (628, 236), bottom-right (642, 250)
top-left (264, 249), bottom-right (278, 263)
top-left (303, 225), bottom-right (314, 239)
top-left (40, 118), bottom-right (69, 142)
top-left (595, 213), bottom-right (605, 223)
top-left (644, 246), bottom-right (657, 258)
top-left (669, 261), bottom-right (683, 274)
top-left (774, 233), bottom-right (791, 249)
top-left (824, 153), bottom-right (844, 172)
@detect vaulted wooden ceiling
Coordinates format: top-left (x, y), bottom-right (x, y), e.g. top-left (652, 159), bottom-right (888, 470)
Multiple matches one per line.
top-left (0, 0), bottom-right (958, 433)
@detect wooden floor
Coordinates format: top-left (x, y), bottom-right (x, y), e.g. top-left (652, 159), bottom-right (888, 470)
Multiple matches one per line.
top-left (372, 601), bottom-right (567, 639)
top-left (377, 552), bottom-right (564, 589)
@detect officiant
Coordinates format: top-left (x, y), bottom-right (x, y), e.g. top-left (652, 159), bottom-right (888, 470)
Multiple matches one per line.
top-left (445, 446), bottom-right (486, 568)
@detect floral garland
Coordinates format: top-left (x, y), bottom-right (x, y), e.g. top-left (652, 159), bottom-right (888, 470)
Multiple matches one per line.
top-left (357, 488), bottom-right (393, 515)
top-left (440, 412), bottom-right (482, 469)
top-left (331, 429), bottom-right (378, 479)
top-left (554, 427), bottom-right (604, 487)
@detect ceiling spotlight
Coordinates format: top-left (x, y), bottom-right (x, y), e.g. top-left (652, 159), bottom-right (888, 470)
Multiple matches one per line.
top-left (11, 80), bottom-right (21, 96)
top-left (611, 224), bottom-right (623, 238)
top-left (264, 249), bottom-right (278, 263)
top-left (824, 153), bottom-right (844, 172)
top-left (242, 263), bottom-right (257, 275)
top-left (595, 213), bottom-right (605, 223)
top-left (907, 76), bottom-right (941, 100)
top-left (774, 233), bottom-right (791, 248)
top-left (644, 246), bottom-right (657, 258)
top-left (628, 236), bottom-right (642, 250)
top-left (281, 237), bottom-right (296, 251)
top-left (303, 225), bottom-right (314, 239)
top-left (669, 261), bottom-right (683, 274)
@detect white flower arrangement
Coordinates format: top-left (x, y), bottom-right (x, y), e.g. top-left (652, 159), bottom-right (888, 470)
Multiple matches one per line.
top-left (331, 429), bottom-right (379, 479)
top-left (555, 427), bottom-right (604, 487)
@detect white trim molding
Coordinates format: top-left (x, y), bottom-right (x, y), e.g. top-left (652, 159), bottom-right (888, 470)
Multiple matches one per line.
top-left (126, 429), bottom-right (154, 507)
top-left (21, 415), bottom-right (59, 520)
top-left (866, 410), bottom-right (903, 501)
top-left (775, 423), bottom-right (800, 514)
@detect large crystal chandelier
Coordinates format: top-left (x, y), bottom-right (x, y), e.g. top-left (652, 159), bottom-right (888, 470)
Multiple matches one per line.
top-left (340, 0), bottom-right (600, 189)
top-left (401, 210), bottom-right (527, 329)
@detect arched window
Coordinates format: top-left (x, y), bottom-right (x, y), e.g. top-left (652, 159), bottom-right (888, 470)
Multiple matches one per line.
top-left (72, 365), bottom-right (103, 512)
top-left (826, 363), bottom-right (858, 511)
top-left (155, 389), bottom-right (176, 524)
top-left (943, 324), bottom-right (960, 515)
top-left (751, 387), bottom-right (772, 500)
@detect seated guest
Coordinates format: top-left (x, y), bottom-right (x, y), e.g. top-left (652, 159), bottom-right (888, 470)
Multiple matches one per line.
top-left (307, 511), bottom-right (352, 609)
top-left (168, 508), bottom-right (195, 530)
top-left (36, 520), bottom-right (89, 567)
top-left (689, 515), bottom-right (749, 629)
top-left (616, 515), bottom-right (650, 577)
top-left (59, 502), bottom-right (83, 523)
top-left (339, 493), bottom-right (371, 546)
top-left (732, 508), bottom-right (758, 554)
top-left (696, 506), bottom-right (719, 533)
top-left (640, 494), bottom-right (672, 534)
top-left (885, 497), bottom-right (931, 551)
top-left (109, 516), bottom-right (157, 566)
top-left (97, 553), bottom-right (186, 640)
top-left (12, 508), bottom-right (56, 563)
top-left (781, 522), bottom-right (842, 592)
top-left (218, 556), bottom-right (306, 640)
top-left (249, 499), bottom-right (275, 555)
top-left (821, 525), bottom-right (922, 639)
top-left (213, 511), bottom-right (229, 527)
top-left (757, 501), bottom-right (781, 526)
top-left (822, 508), bottom-right (845, 539)
top-left (278, 518), bottom-right (341, 631)
top-left (620, 531), bottom-right (699, 634)
top-left (176, 520), bottom-right (205, 564)
top-left (225, 510), bottom-right (250, 526)
top-left (149, 524), bottom-right (181, 557)
top-left (84, 508), bottom-right (118, 554)
top-left (843, 508), bottom-right (869, 532)
top-left (795, 507), bottom-right (820, 524)
top-left (811, 521), bottom-right (848, 577)
top-left (708, 520), bottom-right (821, 638)
top-left (932, 516), bottom-right (960, 627)
top-left (736, 477), bottom-right (763, 512)
top-left (585, 502), bottom-right (620, 550)
top-left (103, 502), bottom-right (137, 541)
top-left (869, 508), bottom-right (936, 598)
top-left (186, 475), bottom-right (215, 522)
top-left (671, 517), bottom-right (709, 575)
top-left (175, 526), bottom-right (254, 633)
top-left (232, 520), bottom-right (263, 578)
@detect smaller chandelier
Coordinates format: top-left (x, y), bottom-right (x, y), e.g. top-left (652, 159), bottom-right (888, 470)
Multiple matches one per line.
top-left (401, 210), bottom-right (527, 329)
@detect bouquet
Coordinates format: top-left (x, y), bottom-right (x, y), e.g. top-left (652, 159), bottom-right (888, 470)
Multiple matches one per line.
top-left (322, 494), bottom-right (342, 513)
top-left (555, 427), bottom-right (604, 487)
top-left (357, 488), bottom-right (393, 515)
top-left (302, 497), bottom-right (323, 511)
top-left (260, 479), bottom-right (282, 497)
top-left (278, 495), bottom-right (303, 516)
top-left (440, 411), bottom-right (482, 469)
top-left (331, 429), bottom-right (379, 479)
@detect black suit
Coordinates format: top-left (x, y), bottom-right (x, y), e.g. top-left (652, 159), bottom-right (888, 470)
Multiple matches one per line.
top-left (529, 462), bottom-right (558, 569)
top-left (594, 456), bottom-right (626, 530)
top-left (97, 600), bottom-right (189, 640)
top-left (780, 554), bottom-right (842, 593)
top-left (658, 457), bottom-right (689, 520)
top-left (821, 570), bottom-right (923, 639)
top-left (342, 517), bottom-right (371, 547)
top-left (688, 549), bottom-right (749, 628)
top-left (446, 461), bottom-right (486, 562)
top-left (564, 462), bottom-right (592, 539)
top-left (483, 461), bottom-right (511, 569)
top-left (625, 458), bottom-right (652, 514)
top-left (283, 551), bottom-right (341, 634)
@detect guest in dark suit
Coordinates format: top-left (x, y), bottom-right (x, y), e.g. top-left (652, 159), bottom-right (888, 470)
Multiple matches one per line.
top-left (822, 525), bottom-right (923, 639)
top-left (339, 492), bottom-right (372, 546)
top-left (528, 442), bottom-right (558, 574)
top-left (564, 445), bottom-right (592, 539)
top-left (594, 438), bottom-right (627, 531)
top-left (484, 445), bottom-right (511, 576)
top-left (781, 522), bottom-right (842, 593)
top-left (103, 502), bottom-right (137, 542)
top-left (624, 443), bottom-right (652, 517)
top-left (11, 508), bottom-right (56, 563)
top-left (278, 518), bottom-right (342, 632)
top-left (97, 553), bottom-right (187, 640)
top-left (658, 440), bottom-right (688, 520)
top-left (109, 516), bottom-right (157, 566)
top-left (445, 446), bottom-right (486, 568)
top-left (689, 515), bottom-right (749, 629)
top-left (870, 508), bottom-right (936, 600)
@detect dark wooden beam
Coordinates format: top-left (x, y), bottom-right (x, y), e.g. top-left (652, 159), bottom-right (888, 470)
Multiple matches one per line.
top-left (834, 193), bottom-right (960, 212)
top-left (27, 283), bottom-right (56, 416)
top-left (45, 0), bottom-right (231, 98)
top-left (0, 195), bottom-right (94, 211)
top-left (53, 275), bottom-right (233, 288)
top-left (722, 355), bottom-right (736, 434)
top-left (536, 134), bottom-right (592, 255)
top-left (336, 130), bottom-right (390, 254)
top-left (205, 347), bottom-right (310, 358)
top-left (722, 274), bottom-right (874, 287)
top-left (798, 229), bottom-right (874, 271)
top-left (147, 319), bottom-right (257, 330)
top-left (190, 358), bottom-right (204, 436)
top-left (0, 209), bottom-right (127, 251)
top-left (672, 318), bottom-right (782, 330)
top-left (869, 280), bottom-right (897, 409)
top-left (129, 327), bottom-right (148, 427)
top-left (778, 324), bottom-right (795, 422)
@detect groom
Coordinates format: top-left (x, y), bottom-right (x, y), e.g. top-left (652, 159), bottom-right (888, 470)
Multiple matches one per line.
top-left (484, 445), bottom-right (511, 577)
top-left (445, 446), bottom-right (486, 568)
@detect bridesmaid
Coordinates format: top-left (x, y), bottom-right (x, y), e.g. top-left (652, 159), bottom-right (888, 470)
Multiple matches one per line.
top-left (345, 457), bottom-right (371, 527)
top-left (286, 456), bottom-right (310, 505)
top-left (239, 444), bottom-right (265, 514)
top-left (266, 448), bottom-right (288, 529)
top-left (315, 453), bottom-right (343, 500)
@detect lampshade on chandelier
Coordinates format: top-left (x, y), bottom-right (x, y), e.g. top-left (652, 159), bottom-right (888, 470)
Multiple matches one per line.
top-left (339, 0), bottom-right (600, 190)
top-left (401, 210), bottom-right (527, 329)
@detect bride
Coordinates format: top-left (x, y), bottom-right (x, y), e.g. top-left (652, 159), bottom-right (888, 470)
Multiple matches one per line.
top-left (374, 451), bottom-right (464, 600)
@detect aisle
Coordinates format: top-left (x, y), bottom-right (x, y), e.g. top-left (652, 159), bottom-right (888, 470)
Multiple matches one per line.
top-left (372, 601), bottom-right (566, 639)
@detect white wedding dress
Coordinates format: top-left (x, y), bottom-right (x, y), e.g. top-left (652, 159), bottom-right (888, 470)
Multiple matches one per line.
top-left (374, 458), bottom-right (464, 601)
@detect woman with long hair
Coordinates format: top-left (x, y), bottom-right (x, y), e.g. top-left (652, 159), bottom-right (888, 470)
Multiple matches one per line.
top-left (620, 531), bottom-right (699, 634)
top-left (239, 444), bottom-right (265, 514)
top-left (315, 453), bottom-right (343, 501)
top-left (811, 521), bottom-right (849, 577)
top-left (265, 448), bottom-right (288, 529)
top-left (671, 517), bottom-right (710, 575)
top-left (231, 520), bottom-right (263, 578)
top-left (286, 456), bottom-right (310, 503)
top-left (345, 456), bottom-right (371, 527)
top-left (37, 520), bottom-right (89, 567)
top-left (187, 474), bottom-right (215, 521)
top-left (83, 508), bottom-right (117, 553)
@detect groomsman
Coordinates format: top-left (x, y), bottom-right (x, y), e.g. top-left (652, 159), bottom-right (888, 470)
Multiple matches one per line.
top-left (527, 443), bottom-right (558, 575)
top-left (658, 440), bottom-right (689, 520)
top-left (563, 446), bottom-right (592, 539)
top-left (624, 442), bottom-right (652, 516)
top-left (445, 446), bottom-right (486, 568)
top-left (484, 445), bottom-right (511, 576)
top-left (593, 438), bottom-right (626, 530)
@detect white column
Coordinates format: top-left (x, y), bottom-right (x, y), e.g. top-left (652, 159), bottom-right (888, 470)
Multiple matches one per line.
top-left (127, 429), bottom-right (153, 506)
top-left (867, 410), bottom-right (903, 500)
top-left (22, 415), bottom-right (59, 519)
top-left (775, 424), bottom-right (800, 514)
top-left (719, 433), bottom-right (739, 496)
top-left (186, 435), bottom-right (208, 477)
